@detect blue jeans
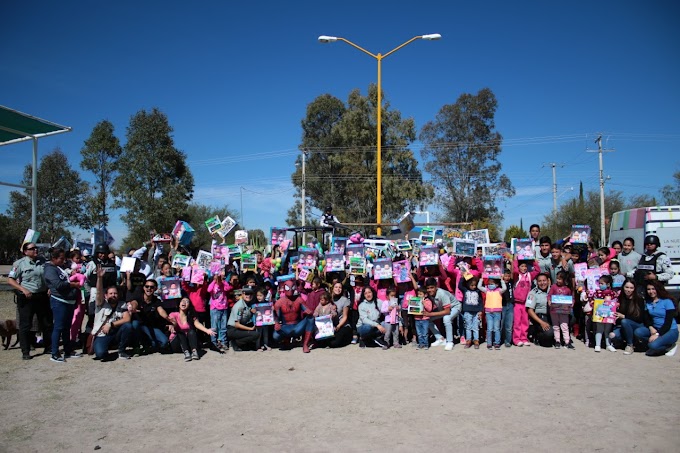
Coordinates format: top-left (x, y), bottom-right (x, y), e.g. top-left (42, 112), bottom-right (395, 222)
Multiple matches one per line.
top-left (486, 312), bottom-right (501, 346)
top-left (131, 320), bottom-right (169, 350)
top-left (357, 324), bottom-right (380, 341)
top-left (273, 318), bottom-right (313, 341)
top-left (93, 323), bottom-right (133, 359)
top-left (415, 319), bottom-right (430, 346)
top-left (502, 303), bottom-right (514, 345)
top-left (617, 319), bottom-right (644, 346)
top-left (210, 309), bottom-right (228, 345)
top-left (463, 312), bottom-right (480, 341)
top-left (50, 297), bottom-right (75, 357)
top-left (428, 307), bottom-right (461, 343)
top-left (634, 326), bottom-right (679, 355)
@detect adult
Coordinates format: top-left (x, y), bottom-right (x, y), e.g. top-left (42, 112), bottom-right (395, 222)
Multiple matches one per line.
top-left (130, 241), bottom-right (157, 278)
top-left (422, 277), bottom-right (461, 351)
top-left (320, 206), bottom-right (340, 228)
top-left (181, 275), bottom-right (209, 338)
top-left (8, 242), bottom-right (52, 360)
top-left (328, 282), bottom-right (352, 348)
top-left (529, 224), bottom-right (542, 258)
top-left (612, 278), bottom-right (646, 355)
top-left (525, 273), bottom-right (554, 347)
top-left (545, 243), bottom-right (574, 284)
top-left (274, 281), bottom-right (315, 352)
top-left (618, 237), bottom-right (641, 277)
top-left (92, 266), bottom-right (133, 360)
top-left (631, 235), bottom-right (672, 294)
top-left (320, 206), bottom-right (340, 245)
top-left (43, 248), bottom-right (82, 362)
top-left (131, 278), bottom-right (172, 352)
top-left (226, 286), bottom-right (260, 351)
top-left (536, 236), bottom-right (553, 274)
top-left (168, 297), bottom-right (216, 361)
top-left (356, 286), bottom-right (387, 348)
top-left (85, 243), bottom-right (118, 315)
top-left (633, 280), bottom-right (678, 356)
top-left (124, 258), bottom-right (146, 303)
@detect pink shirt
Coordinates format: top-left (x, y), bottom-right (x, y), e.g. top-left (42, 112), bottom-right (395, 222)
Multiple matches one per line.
top-left (208, 280), bottom-right (229, 310)
top-left (169, 311), bottom-right (192, 341)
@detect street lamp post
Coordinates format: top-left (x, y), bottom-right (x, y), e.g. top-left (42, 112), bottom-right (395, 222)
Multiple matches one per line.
top-left (318, 33), bottom-right (441, 235)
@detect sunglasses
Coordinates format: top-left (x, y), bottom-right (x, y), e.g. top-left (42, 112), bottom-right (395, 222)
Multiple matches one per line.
top-left (25, 247), bottom-right (37, 251)
top-left (144, 285), bottom-right (156, 289)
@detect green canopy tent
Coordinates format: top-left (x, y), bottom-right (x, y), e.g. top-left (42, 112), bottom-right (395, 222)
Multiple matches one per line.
top-left (0, 105), bottom-right (72, 230)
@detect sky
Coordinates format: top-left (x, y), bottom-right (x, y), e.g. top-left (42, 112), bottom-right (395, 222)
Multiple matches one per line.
top-left (1, 0), bottom-right (679, 245)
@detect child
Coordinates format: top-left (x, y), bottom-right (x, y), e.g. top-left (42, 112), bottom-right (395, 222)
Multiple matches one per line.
top-left (512, 258), bottom-right (541, 346)
top-left (501, 269), bottom-right (515, 347)
top-left (349, 274), bottom-right (366, 345)
top-left (69, 261), bottom-right (87, 345)
top-left (208, 272), bottom-right (229, 352)
top-left (583, 275), bottom-right (618, 352)
top-left (547, 270), bottom-right (574, 349)
top-left (479, 277), bottom-right (507, 350)
top-left (313, 291), bottom-right (338, 347)
top-left (413, 287), bottom-right (433, 350)
top-left (255, 288), bottom-right (273, 351)
top-left (458, 277), bottom-right (483, 349)
top-left (609, 259), bottom-right (625, 291)
top-left (399, 271), bottom-right (419, 345)
top-left (382, 287), bottom-right (401, 348)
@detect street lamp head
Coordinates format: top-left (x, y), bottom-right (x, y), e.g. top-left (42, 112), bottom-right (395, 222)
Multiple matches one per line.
top-left (318, 35), bottom-right (338, 43)
top-left (421, 33), bottom-right (442, 40)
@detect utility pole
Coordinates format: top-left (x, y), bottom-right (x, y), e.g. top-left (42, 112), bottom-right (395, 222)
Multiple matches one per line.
top-left (587, 135), bottom-right (614, 246)
top-left (301, 150), bottom-right (307, 243)
top-left (543, 163), bottom-right (565, 214)
top-left (240, 186), bottom-right (245, 229)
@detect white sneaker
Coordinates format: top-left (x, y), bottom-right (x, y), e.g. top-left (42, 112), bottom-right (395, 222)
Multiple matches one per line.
top-left (444, 342), bottom-right (454, 351)
top-left (623, 345), bottom-right (634, 355)
top-left (606, 345), bottom-right (616, 352)
top-left (523, 341), bottom-right (532, 347)
top-left (431, 338), bottom-right (446, 347)
top-left (594, 345), bottom-right (601, 352)
top-left (665, 344), bottom-right (678, 357)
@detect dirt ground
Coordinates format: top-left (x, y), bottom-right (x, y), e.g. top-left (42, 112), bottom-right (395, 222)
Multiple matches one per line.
top-left (0, 289), bottom-right (679, 453)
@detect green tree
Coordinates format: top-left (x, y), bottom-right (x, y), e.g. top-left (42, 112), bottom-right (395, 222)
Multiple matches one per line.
top-left (661, 170), bottom-right (680, 205)
top-left (626, 194), bottom-right (658, 209)
top-left (541, 189), bottom-right (627, 246)
top-left (288, 86), bottom-right (433, 231)
top-left (80, 119), bottom-right (123, 228)
top-left (247, 229), bottom-right (267, 249)
top-left (6, 148), bottom-right (87, 244)
top-left (0, 213), bottom-right (22, 262)
top-left (419, 88), bottom-right (515, 228)
top-left (112, 108), bottom-right (194, 247)
top-left (504, 224), bottom-right (528, 244)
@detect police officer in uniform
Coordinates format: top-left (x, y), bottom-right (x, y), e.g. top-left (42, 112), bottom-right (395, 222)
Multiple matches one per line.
top-left (320, 206), bottom-right (339, 247)
top-left (7, 242), bottom-right (52, 360)
top-left (633, 235), bottom-right (673, 296)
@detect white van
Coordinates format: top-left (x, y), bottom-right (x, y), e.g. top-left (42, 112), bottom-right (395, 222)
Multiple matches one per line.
top-left (609, 206), bottom-right (680, 295)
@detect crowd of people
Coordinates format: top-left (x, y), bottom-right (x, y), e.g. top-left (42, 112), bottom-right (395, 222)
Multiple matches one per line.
top-left (7, 223), bottom-right (678, 363)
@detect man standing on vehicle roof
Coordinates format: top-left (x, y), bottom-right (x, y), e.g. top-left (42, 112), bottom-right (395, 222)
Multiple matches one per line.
top-left (631, 235), bottom-right (673, 291)
top-left (320, 206), bottom-right (340, 246)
